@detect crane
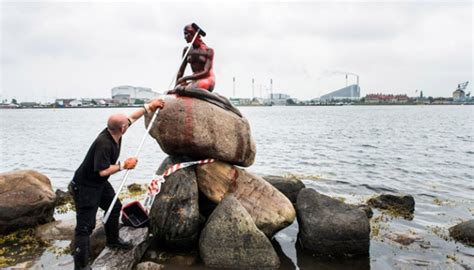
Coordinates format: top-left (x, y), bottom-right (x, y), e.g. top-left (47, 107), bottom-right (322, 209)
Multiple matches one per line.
top-left (458, 81), bottom-right (470, 98)
top-left (458, 81), bottom-right (469, 90)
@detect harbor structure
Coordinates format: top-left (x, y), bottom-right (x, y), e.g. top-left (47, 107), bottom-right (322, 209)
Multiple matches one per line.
top-left (269, 93), bottom-right (293, 105)
top-left (452, 81), bottom-right (469, 102)
top-left (111, 85), bottom-right (160, 104)
top-left (453, 88), bottom-right (465, 100)
top-left (320, 84), bottom-right (361, 101)
top-left (365, 94), bottom-right (409, 103)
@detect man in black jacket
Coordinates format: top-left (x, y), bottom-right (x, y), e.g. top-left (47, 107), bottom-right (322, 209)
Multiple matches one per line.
top-left (71, 98), bottom-right (164, 270)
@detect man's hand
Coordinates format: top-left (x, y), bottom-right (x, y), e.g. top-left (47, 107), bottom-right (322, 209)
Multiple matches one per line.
top-left (123, 157), bottom-right (138, 170)
top-left (147, 98), bottom-right (165, 112)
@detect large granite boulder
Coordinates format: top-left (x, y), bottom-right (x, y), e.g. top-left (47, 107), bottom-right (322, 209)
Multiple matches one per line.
top-left (149, 156), bottom-right (200, 250)
top-left (199, 195), bottom-right (280, 269)
top-left (144, 95), bottom-right (256, 167)
top-left (449, 219), bottom-right (474, 246)
top-left (263, 175), bottom-right (306, 203)
top-left (0, 170), bottom-right (56, 233)
top-left (297, 188), bottom-right (370, 257)
top-left (196, 161), bottom-right (296, 236)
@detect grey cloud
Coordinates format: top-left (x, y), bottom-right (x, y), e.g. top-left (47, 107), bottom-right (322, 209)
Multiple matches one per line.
top-left (0, 1), bottom-right (471, 101)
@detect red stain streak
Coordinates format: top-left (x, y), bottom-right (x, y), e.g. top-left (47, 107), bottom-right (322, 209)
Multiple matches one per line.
top-left (182, 97), bottom-right (194, 146)
top-left (231, 168), bottom-right (239, 191)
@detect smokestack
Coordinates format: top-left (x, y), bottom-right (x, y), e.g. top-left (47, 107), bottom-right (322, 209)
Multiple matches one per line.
top-left (252, 78), bottom-right (255, 98)
top-left (233, 77), bottom-right (236, 98)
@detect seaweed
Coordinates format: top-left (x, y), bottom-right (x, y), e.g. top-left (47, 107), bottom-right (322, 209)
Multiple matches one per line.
top-left (0, 229), bottom-right (49, 267)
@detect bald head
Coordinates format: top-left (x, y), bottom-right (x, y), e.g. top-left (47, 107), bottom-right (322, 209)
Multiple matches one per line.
top-left (107, 113), bottom-right (129, 134)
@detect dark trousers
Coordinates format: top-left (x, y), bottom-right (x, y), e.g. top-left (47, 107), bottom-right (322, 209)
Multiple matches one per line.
top-left (72, 181), bottom-right (122, 268)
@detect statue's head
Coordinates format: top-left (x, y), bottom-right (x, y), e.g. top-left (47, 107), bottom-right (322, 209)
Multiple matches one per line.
top-left (184, 23), bottom-right (206, 43)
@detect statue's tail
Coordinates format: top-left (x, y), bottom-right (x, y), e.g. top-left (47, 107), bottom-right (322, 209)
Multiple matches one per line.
top-left (173, 87), bottom-right (242, 117)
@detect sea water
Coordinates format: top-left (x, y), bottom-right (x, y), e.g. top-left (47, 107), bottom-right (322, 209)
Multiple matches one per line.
top-left (1, 105), bottom-right (473, 269)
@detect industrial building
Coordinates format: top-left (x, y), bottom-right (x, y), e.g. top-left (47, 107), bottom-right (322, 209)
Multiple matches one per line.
top-left (269, 93), bottom-right (296, 105)
top-left (111, 85), bottom-right (160, 104)
top-left (452, 81), bottom-right (469, 102)
top-left (320, 84), bottom-right (361, 101)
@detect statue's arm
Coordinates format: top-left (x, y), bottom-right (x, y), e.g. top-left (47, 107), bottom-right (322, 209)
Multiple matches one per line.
top-left (175, 47), bottom-right (188, 86)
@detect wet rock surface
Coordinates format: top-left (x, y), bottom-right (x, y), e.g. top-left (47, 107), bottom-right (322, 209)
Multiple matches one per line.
top-left (262, 175), bottom-right (306, 203)
top-left (449, 219), bottom-right (474, 247)
top-left (297, 188), bottom-right (370, 257)
top-left (0, 170), bottom-right (56, 233)
top-left (54, 189), bottom-right (73, 207)
top-left (357, 204), bottom-right (374, 219)
top-left (92, 227), bottom-right (149, 270)
top-left (136, 261), bottom-right (164, 270)
top-left (35, 219), bottom-right (75, 241)
top-left (199, 194), bottom-right (280, 269)
top-left (144, 95), bottom-right (256, 167)
top-left (367, 194), bottom-right (415, 218)
top-left (149, 156), bottom-right (200, 250)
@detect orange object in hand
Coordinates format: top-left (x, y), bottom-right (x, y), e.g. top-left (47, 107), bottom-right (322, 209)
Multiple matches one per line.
top-left (124, 157), bottom-right (138, 170)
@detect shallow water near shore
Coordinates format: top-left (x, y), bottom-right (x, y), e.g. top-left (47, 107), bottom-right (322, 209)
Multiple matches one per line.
top-left (1, 105), bottom-right (473, 269)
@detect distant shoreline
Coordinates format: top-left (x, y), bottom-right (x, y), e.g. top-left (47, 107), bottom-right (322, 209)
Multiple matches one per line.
top-left (0, 103), bottom-right (472, 110)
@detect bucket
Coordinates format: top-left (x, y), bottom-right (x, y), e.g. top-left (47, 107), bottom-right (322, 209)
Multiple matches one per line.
top-left (121, 201), bottom-right (150, 228)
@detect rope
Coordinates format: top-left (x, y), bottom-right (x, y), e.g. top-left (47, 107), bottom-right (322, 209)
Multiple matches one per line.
top-left (143, 158), bottom-right (215, 211)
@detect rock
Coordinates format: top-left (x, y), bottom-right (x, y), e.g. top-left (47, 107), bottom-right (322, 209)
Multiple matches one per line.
top-left (198, 189), bottom-right (217, 219)
top-left (89, 225), bottom-right (107, 259)
top-left (92, 227), bottom-right (149, 270)
top-left (54, 189), bottom-right (73, 207)
top-left (0, 170), bottom-right (56, 233)
top-left (449, 219), bottom-right (474, 246)
top-left (296, 188), bottom-right (370, 257)
top-left (35, 219), bottom-right (75, 241)
top-left (262, 175), bottom-right (305, 203)
top-left (149, 156), bottom-right (200, 250)
top-left (127, 183), bottom-right (144, 193)
top-left (144, 95), bottom-right (256, 167)
top-left (9, 260), bottom-right (34, 269)
top-left (196, 161), bottom-right (296, 236)
top-left (367, 194), bottom-right (415, 218)
top-left (357, 204), bottom-right (374, 219)
top-left (385, 232), bottom-right (420, 246)
top-left (168, 253), bottom-right (199, 266)
top-left (199, 195), bottom-right (280, 269)
top-left (136, 261), bottom-right (164, 270)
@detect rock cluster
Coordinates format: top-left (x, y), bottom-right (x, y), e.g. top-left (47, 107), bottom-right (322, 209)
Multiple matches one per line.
top-left (6, 95), bottom-right (450, 269)
top-left (144, 95), bottom-right (295, 268)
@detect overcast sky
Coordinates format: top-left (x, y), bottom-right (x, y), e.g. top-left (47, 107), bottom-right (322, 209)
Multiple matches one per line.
top-left (1, 0), bottom-right (472, 102)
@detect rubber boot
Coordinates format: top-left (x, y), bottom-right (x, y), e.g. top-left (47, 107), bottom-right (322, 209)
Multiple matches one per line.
top-left (73, 235), bottom-right (91, 270)
top-left (105, 215), bottom-right (132, 250)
